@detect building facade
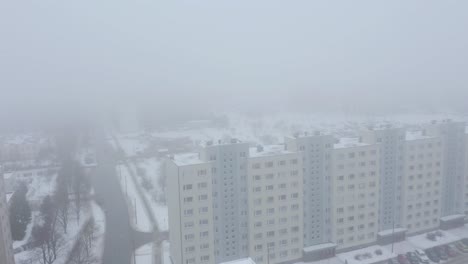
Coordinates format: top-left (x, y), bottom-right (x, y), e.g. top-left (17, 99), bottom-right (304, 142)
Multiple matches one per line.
top-left (401, 131), bottom-right (444, 234)
top-left (166, 154), bottom-right (216, 264)
top-left (330, 138), bottom-right (380, 250)
top-left (360, 126), bottom-right (405, 232)
top-left (423, 120), bottom-right (466, 217)
top-left (0, 168), bottom-right (15, 264)
top-left (285, 133), bottom-right (335, 248)
top-left (199, 141), bottom-right (250, 263)
top-left (247, 145), bottom-right (303, 264)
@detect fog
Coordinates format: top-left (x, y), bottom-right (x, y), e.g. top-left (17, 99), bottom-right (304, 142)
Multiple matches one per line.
top-left (1, 0), bottom-right (468, 127)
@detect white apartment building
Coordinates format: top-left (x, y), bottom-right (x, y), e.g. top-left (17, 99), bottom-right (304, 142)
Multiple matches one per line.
top-left (360, 126), bottom-right (406, 233)
top-left (423, 120), bottom-right (466, 217)
top-left (199, 140), bottom-right (250, 263)
top-left (330, 138), bottom-right (380, 251)
top-left (0, 168), bottom-right (15, 264)
top-left (465, 129), bottom-right (468, 216)
top-left (285, 133), bottom-right (337, 261)
top-left (401, 131), bottom-right (444, 235)
top-left (166, 153), bottom-right (216, 264)
top-left (247, 145), bottom-right (303, 264)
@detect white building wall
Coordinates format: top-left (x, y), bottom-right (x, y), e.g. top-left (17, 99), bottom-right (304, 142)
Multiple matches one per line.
top-left (401, 136), bottom-right (443, 235)
top-left (330, 143), bottom-right (380, 250)
top-left (166, 160), bottom-right (216, 264)
top-left (0, 169), bottom-right (15, 264)
top-left (247, 151), bottom-right (303, 264)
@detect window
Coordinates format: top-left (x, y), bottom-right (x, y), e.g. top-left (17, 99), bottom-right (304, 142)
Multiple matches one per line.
top-left (183, 184), bottom-right (193, 190)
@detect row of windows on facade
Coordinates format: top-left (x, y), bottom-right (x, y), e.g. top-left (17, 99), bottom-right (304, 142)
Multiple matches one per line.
top-left (253, 204), bottom-right (301, 216)
top-left (406, 210), bottom-right (439, 220)
top-left (251, 159), bottom-right (299, 169)
top-left (336, 223), bottom-right (376, 234)
top-left (336, 213), bottom-right (376, 224)
top-left (336, 150), bottom-right (378, 159)
top-left (253, 215), bottom-right (301, 227)
top-left (336, 161), bottom-right (378, 169)
top-left (336, 232), bottom-right (376, 245)
top-left (406, 219), bottom-right (439, 230)
top-left (253, 227), bottom-right (301, 239)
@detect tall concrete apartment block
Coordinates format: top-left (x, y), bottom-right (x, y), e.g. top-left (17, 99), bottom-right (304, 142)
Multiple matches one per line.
top-left (401, 131), bottom-right (444, 234)
top-left (167, 140), bottom-right (250, 264)
top-left (0, 168), bottom-right (15, 264)
top-left (247, 145), bottom-right (304, 264)
top-left (285, 133), bottom-right (336, 260)
top-left (199, 141), bottom-right (250, 263)
top-left (166, 153), bottom-right (216, 264)
top-left (330, 138), bottom-right (380, 251)
top-left (360, 127), bottom-right (406, 232)
top-left (464, 130), bottom-right (468, 216)
top-left (423, 120), bottom-right (466, 217)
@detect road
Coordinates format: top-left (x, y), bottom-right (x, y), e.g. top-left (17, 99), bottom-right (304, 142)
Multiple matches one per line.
top-left (91, 136), bottom-right (153, 264)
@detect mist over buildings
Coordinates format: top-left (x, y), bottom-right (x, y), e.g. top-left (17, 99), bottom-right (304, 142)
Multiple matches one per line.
top-left (1, 0), bottom-right (468, 129)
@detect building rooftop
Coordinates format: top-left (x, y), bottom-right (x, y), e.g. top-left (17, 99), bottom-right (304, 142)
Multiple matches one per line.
top-left (171, 152), bottom-right (205, 166)
top-left (334, 137), bottom-right (369, 149)
top-left (249, 144), bottom-right (293, 158)
top-left (405, 131), bottom-right (435, 141)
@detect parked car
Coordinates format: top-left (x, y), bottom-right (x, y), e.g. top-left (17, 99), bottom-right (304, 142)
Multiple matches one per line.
top-left (462, 238), bottom-right (468, 246)
top-left (414, 249), bottom-right (430, 264)
top-left (398, 254), bottom-right (410, 264)
top-left (456, 241), bottom-right (468, 253)
top-left (435, 246), bottom-right (448, 260)
top-left (445, 244), bottom-right (458, 257)
top-left (405, 252), bottom-right (418, 264)
top-left (425, 249), bottom-right (440, 263)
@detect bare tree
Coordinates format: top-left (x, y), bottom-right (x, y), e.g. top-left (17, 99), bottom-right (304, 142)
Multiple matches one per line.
top-left (33, 196), bottom-right (62, 264)
top-left (55, 176), bottom-right (70, 234)
top-left (68, 220), bottom-right (98, 264)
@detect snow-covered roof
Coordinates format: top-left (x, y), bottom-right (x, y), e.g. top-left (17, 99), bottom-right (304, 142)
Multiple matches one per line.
top-left (440, 214), bottom-right (465, 222)
top-left (407, 230), bottom-right (459, 250)
top-left (405, 131), bottom-right (435, 141)
top-left (171, 153), bottom-right (204, 166)
top-left (295, 257), bottom-right (343, 264)
top-left (337, 245), bottom-right (395, 264)
top-left (303, 242), bottom-right (337, 252)
top-left (220, 258), bottom-right (256, 264)
top-left (249, 144), bottom-right (293, 158)
top-left (334, 138), bottom-right (369, 149)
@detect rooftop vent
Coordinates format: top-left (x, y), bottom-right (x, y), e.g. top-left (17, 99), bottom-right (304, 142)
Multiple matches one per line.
top-left (206, 140), bottom-right (213, 146)
top-left (314, 131), bottom-right (320, 136)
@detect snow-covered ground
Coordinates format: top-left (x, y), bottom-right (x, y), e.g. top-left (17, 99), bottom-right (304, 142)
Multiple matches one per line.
top-left (14, 204), bottom-right (92, 264)
top-left (135, 158), bottom-right (168, 232)
top-left (118, 164), bottom-right (154, 232)
top-left (92, 201), bottom-right (106, 264)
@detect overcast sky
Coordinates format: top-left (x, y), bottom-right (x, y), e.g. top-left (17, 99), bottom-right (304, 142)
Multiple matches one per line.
top-left (1, 1), bottom-right (468, 125)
